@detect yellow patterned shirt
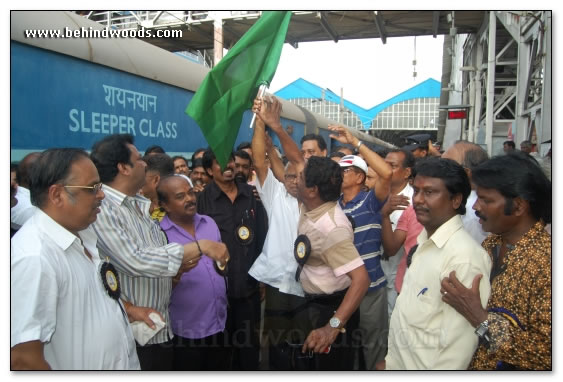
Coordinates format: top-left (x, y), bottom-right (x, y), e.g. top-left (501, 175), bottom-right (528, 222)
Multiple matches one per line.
top-left (469, 221), bottom-right (551, 370)
top-left (150, 207), bottom-right (166, 222)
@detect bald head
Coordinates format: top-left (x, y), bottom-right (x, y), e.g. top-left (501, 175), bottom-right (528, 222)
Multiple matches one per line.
top-left (442, 141), bottom-right (488, 172)
top-left (156, 175), bottom-right (192, 204)
top-left (156, 174), bottom-right (197, 220)
top-left (17, 152), bottom-right (41, 188)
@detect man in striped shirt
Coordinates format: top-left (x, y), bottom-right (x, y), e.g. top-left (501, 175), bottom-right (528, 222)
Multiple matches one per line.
top-left (328, 125), bottom-right (392, 370)
top-left (90, 134), bottom-right (228, 370)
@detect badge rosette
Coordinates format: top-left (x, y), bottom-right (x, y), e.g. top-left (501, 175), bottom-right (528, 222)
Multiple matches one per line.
top-left (235, 224), bottom-right (254, 246)
top-left (100, 258), bottom-right (121, 300)
top-left (294, 234), bottom-right (312, 282)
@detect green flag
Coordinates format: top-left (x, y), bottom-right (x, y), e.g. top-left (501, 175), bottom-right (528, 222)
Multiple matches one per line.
top-left (186, 11), bottom-right (292, 169)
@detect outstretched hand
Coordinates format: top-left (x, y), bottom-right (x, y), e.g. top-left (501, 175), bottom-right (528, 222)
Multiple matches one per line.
top-left (327, 124), bottom-right (358, 147)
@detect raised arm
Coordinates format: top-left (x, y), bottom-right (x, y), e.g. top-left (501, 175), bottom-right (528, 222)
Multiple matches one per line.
top-left (328, 125), bottom-right (392, 201)
top-left (252, 96), bottom-right (304, 174)
top-left (266, 138), bottom-right (287, 183)
top-left (251, 116), bottom-right (269, 187)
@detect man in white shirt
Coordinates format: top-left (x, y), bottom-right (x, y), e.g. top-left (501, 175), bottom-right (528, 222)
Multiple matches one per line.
top-left (249, 97), bottom-right (307, 369)
top-left (10, 152), bottom-right (40, 231)
top-left (384, 157), bottom-right (491, 370)
top-left (11, 148), bottom-right (140, 370)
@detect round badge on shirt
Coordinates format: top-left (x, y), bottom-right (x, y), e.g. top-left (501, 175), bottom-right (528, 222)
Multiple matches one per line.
top-left (100, 260), bottom-right (121, 300)
top-left (294, 234), bottom-right (312, 282)
top-left (236, 224), bottom-right (254, 246)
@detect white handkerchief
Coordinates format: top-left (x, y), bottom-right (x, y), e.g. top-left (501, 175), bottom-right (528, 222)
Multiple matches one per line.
top-left (130, 312), bottom-right (166, 346)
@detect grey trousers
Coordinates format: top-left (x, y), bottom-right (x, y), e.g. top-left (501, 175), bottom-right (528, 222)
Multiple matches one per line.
top-left (357, 287), bottom-right (388, 370)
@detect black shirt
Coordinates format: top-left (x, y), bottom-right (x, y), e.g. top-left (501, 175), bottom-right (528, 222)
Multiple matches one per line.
top-left (197, 180), bottom-right (267, 298)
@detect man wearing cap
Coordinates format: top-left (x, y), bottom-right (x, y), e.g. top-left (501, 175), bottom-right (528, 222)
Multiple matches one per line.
top-left (402, 135), bottom-right (430, 158)
top-left (328, 125), bottom-right (393, 370)
top-left (402, 134), bottom-right (442, 158)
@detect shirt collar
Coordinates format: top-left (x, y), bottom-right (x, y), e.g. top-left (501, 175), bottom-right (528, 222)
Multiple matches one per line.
top-left (419, 214), bottom-right (463, 249)
top-left (102, 184), bottom-right (150, 208)
top-left (160, 213), bottom-right (205, 231)
top-left (398, 183), bottom-right (413, 196)
top-left (35, 209), bottom-right (81, 251)
top-left (16, 185), bottom-right (30, 197)
top-left (304, 200), bottom-right (337, 221)
top-left (482, 220), bottom-right (547, 252)
top-left (339, 190), bottom-right (367, 207)
top-left (208, 180), bottom-right (250, 201)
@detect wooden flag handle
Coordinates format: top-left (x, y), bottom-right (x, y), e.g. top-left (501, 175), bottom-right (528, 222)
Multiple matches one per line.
top-left (249, 84), bottom-right (268, 129)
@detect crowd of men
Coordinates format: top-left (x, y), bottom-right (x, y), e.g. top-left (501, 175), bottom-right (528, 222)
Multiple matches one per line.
top-left (10, 95), bottom-right (551, 371)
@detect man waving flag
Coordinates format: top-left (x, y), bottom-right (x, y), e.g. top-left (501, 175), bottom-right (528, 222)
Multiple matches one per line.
top-left (186, 11), bottom-right (292, 169)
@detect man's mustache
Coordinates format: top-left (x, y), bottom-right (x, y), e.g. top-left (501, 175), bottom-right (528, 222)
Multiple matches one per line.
top-left (414, 206), bottom-right (430, 214)
top-left (235, 172), bottom-right (247, 182)
top-left (475, 210), bottom-right (487, 221)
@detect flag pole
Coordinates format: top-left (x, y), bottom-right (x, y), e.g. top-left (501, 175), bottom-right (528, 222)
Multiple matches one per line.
top-left (249, 84), bottom-right (268, 129)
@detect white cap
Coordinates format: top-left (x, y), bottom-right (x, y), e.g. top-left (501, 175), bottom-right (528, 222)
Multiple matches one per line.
top-left (338, 155), bottom-right (368, 174)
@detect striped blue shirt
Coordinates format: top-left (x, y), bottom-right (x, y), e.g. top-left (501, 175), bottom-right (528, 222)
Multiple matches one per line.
top-left (91, 185), bottom-right (184, 345)
top-left (339, 190), bottom-right (387, 290)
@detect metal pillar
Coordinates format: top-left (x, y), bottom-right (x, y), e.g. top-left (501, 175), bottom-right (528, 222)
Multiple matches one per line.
top-left (539, 12), bottom-right (551, 148)
top-left (484, 12), bottom-right (496, 156)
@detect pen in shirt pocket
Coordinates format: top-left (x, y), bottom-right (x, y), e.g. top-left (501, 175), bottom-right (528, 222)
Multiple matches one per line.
top-left (417, 287), bottom-right (428, 297)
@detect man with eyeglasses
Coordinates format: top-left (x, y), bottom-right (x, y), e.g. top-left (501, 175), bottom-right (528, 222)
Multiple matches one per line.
top-left (11, 148), bottom-right (140, 370)
top-left (90, 134), bottom-right (229, 370)
top-left (249, 96), bottom-right (308, 370)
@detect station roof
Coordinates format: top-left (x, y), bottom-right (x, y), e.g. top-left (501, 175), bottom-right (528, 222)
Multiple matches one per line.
top-left (85, 11), bottom-right (487, 52)
top-left (274, 77), bottom-right (441, 128)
